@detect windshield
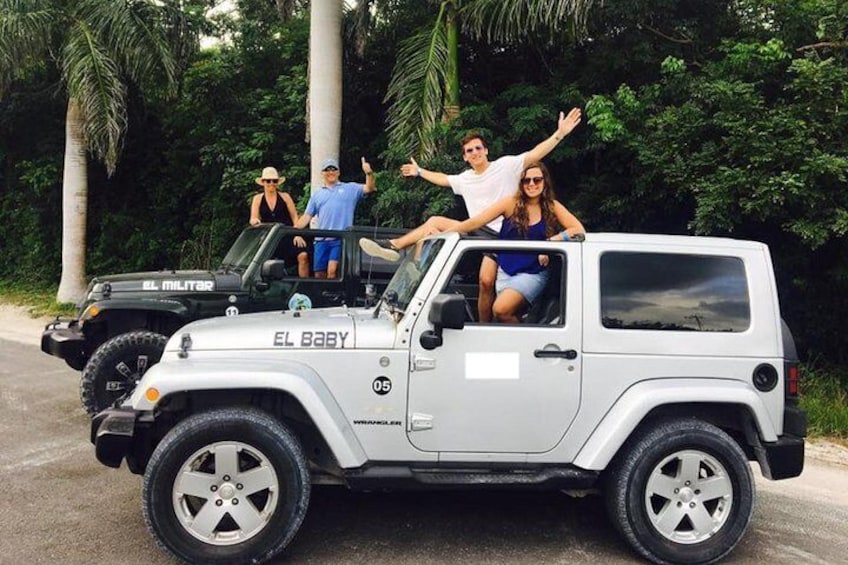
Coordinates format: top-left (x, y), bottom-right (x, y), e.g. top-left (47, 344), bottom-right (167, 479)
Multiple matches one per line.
top-left (218, 225), bottom-right (273, 272)
top-left (383, 239), bottom-right (445, 313)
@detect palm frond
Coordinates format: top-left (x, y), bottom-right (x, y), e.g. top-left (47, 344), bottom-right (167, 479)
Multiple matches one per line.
top-left (384, 12), bottom-right (450, 160)
top-left (76, 0), bottom-right (176, 96)
top-left (0, 0), bottom-right (56, 95)
top-left (462, 0), bottom-right (599, 44)
top-left (62, 20), bottom-right (128, 175)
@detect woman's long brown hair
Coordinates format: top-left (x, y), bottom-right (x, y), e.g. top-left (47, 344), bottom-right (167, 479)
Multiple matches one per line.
top-left (511, 161), bottom-right (559, 238)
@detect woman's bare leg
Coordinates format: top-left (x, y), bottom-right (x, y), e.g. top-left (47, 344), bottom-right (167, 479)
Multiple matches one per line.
top-left (478, 256), bottom-right (497, 322)
top-left (491, 289), bottom-right (527, 324)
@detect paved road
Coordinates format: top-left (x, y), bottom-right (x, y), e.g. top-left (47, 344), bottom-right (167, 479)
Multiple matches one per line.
top-left (2, 334), bottom-right (848, 564)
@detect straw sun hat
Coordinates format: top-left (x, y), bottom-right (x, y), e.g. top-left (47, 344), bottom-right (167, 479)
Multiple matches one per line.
top-left (255, 166), bottom-right (286, 186)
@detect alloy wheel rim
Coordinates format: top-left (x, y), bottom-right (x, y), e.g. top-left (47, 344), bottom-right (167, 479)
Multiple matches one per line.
top-left (172, 441), bottom-right (279, 545)
top-left (644, 449), bottom-right (733, 544)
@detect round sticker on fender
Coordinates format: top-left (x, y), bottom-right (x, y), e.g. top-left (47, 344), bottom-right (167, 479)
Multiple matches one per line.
top-left (372, 376), bottom-right (392, 395)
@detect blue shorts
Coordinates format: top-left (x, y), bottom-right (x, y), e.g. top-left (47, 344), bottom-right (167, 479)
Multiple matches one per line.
top-left (313, 239), bottom-right (342, 272)
top-left (495, 268), bottom-right (549, 304)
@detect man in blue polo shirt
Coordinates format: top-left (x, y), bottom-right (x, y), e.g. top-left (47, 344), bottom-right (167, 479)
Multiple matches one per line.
top-left (294, 156), bottom-right (376, 278)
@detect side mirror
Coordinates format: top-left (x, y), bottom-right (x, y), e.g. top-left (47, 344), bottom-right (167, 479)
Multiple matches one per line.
top-left (261, 259), bottom-right (287, 281)
top-left (428, 294), bottom-right (466, 330)
top-left (420, 294), bottom-right (466, 350)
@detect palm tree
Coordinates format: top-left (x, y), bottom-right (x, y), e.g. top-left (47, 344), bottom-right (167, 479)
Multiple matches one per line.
top-left (0, 0), bottom-right (176, 302)
top-left (308, 0), bottom-right (342, 196)
top-left (384, 0), bottom-right (597, 160)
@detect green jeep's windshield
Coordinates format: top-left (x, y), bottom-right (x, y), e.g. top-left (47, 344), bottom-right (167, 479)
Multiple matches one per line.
top-left (219, 225), bottom-right (273, 272)
top-left (383, 239), bottom-right (444, 313)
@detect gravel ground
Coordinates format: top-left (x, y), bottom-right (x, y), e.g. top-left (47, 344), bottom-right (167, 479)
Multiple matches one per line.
top-left (2, 301), bottom-right (846, 468)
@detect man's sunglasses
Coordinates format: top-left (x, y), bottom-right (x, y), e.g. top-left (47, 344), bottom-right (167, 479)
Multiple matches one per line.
top-left (464, 145), bottom-right (485, 154)
top-left (521, 176), bottom-right (544, 186)
top-left (323, 166), bottom-right (339, 172)
top-left (262, 179), bottom-right (279, 184)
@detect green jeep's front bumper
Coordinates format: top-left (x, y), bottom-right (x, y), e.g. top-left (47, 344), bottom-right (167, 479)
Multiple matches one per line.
top-left (41, 319), bottom-right (87, 370)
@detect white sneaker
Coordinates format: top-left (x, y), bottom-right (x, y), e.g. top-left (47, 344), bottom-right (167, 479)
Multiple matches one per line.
top-left (359, 238), bottom-right (401, 262)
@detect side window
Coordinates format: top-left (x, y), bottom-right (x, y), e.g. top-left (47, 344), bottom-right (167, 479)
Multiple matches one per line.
top-left (600, 252), bottom-right (750, 332)
top-left (440, 248), bottom-right (566, 326)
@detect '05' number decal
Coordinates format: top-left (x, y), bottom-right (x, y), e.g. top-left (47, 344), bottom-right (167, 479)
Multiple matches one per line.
top-left (372, 376), bottom-right (392, 396)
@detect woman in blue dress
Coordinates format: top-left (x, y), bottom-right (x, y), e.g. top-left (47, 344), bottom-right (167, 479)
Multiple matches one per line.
top-left (452, 161), bottom-right (585, 323)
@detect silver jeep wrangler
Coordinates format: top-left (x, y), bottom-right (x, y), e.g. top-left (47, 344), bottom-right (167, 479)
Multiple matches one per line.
top-left (92, 232), bottom-right (806, 564)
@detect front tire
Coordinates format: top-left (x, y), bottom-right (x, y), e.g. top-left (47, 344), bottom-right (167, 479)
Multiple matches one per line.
top-left (605, 418), bottom-right (755, 564)
top-left (79, 330), bottom-right (167, 417)
top-left (142, 407), bottom-right (310, 565)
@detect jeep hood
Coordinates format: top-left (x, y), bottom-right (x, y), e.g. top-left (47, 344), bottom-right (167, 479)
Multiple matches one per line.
top-left (166, 307), bottom-right (397, 351)
top-left (88, 270), bottom-right (242, 296)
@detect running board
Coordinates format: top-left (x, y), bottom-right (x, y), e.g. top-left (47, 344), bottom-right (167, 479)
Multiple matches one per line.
top-left (343, 465), bottom-right (599, 491)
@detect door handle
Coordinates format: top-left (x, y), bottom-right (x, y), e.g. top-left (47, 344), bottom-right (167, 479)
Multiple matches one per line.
top-left (534, 349), bottom-right (577, 360)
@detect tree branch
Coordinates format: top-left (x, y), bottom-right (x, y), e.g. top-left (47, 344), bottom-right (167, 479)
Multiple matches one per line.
top-left (797, 41), bottom-right (848, 52)
top-left (638, 23), bottom-right (693, 45)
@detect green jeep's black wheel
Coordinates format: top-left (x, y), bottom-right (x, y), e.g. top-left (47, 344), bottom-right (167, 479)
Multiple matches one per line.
top-left (80, 330), bottom-right (168, 416)
top-left (605, 418), bottom-right (755, 564)
top-left (142, 407), bottom-right (310, 564)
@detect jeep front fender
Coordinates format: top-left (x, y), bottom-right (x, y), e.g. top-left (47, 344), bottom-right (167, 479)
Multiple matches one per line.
top-left (83, 298), bottom-right (190, 321)
top-left (127, 358), bottom-right (368, 468)
top-left (573, 378), bottom-right (778, 471)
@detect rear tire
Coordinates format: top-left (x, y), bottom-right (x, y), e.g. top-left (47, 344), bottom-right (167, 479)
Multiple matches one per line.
top-left (142, 407), bottom-right (310, 564)
top-left (80, 330), bottom-right (167, 417)
top-left (605, 418), bottom-right (754, 564)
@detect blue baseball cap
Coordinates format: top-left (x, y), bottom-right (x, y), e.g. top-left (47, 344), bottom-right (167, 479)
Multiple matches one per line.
top-left (321, 158), bottom-right (339, 171)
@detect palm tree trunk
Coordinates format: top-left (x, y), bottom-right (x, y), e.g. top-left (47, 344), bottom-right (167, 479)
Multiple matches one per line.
top-left (56, 98), bottom-right (88, 303)
top-left (308, 0), bottom-right (342, 196)
top-left (444, 0), bottom-right (460, 122)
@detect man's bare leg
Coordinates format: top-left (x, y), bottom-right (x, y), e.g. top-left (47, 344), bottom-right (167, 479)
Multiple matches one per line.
top-left (478, 256), bottom-right (497, 322)
top-left (326, 260), bottom-right (340, 279)
top-left (360, 216), bottom-right (461, 262)
top-left (390, 216), bottom-right (460, 249)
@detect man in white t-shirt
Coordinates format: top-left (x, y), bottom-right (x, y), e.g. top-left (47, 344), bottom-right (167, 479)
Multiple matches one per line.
top-left (360, 108), bottom-right (581, 321)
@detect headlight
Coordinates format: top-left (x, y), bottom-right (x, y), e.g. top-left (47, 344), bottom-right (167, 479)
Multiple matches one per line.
top-left (79, 304), bottom-right (101, 324)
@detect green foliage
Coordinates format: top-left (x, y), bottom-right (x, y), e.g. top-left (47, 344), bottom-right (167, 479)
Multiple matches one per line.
top-left (801, 364), bottom-right (848, 437)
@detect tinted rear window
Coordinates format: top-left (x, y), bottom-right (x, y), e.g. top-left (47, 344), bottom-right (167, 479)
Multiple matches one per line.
top-left (600, 252), bottom-right (750, 332)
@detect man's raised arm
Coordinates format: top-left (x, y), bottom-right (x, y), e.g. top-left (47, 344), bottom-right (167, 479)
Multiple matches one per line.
top-left (400, 157), bottom-right (451, 187)
top-left (523, 108), bottom-right (582, 167)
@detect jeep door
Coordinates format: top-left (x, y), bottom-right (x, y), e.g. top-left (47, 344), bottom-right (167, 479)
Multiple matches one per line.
top-left (406, 241), bottom-right (583, 454)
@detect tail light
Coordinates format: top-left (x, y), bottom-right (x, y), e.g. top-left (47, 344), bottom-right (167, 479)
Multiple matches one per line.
top-left (784, 362), bottom-right (800, 397)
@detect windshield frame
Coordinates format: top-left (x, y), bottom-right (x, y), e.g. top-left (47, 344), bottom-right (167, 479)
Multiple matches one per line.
top-left (382, 239), bottom-right (445, 314)
top-left (218, 225), bottom-right (274, 273)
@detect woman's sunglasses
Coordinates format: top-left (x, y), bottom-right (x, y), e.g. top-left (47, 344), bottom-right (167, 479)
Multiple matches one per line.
top-left (521, 176), bottom-right (544, 186)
